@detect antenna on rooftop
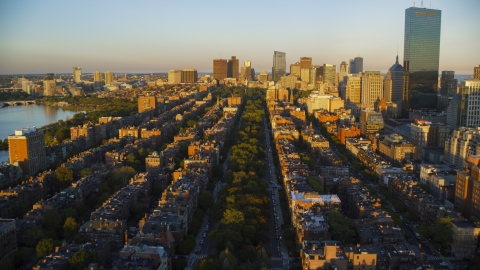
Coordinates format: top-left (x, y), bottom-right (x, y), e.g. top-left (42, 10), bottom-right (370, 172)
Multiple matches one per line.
top-left (421, 0), bottom-right (423, 7)
top-left (413, 2), bottom-right (415, 7)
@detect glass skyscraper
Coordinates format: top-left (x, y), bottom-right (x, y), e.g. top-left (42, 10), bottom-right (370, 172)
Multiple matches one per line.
top-left (272, 51), bottom-right (286, 82)
top-left (403, 7), bottom-right (441, 112)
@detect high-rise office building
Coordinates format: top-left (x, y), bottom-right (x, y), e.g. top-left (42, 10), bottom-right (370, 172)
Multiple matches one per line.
top-left (349, 57), bottom-right (363, 74)
top-left (8, 126), bottom-right (47, 176)
top-left (439, 71), bottom-right (457, 96)
top-left (474, 65), bottom-right (480, 80)
top-left (403, 6), bottom-right (442, 112)
top-left (227, 56), bottom-right (239, 79)
top-left (383, 55), bottom-right (403, 103)
top-left (213, 59), bottom-right (228, 80)
top-left (240, 60), bottom-right (255, 81)
top-left (181, 69), bottom-right (198, 83)
top-left (361, 71), bottom-right (384, 108)
top-left (339, 61), bottom-right (349, 83)
top-left (168, 70), bottom-right (182, 84)
top-left (272, 51), bottom-right (286, 82)
top-left (105, 71), bottom-right (114, 85)
top-left (343, 74), bottom-right (362, 104)
top-left (290, 62), bottom-right (300, 77)
top-left (73, 67), bottom-right (82, 83)
top-left (323, 64), bottom-right (336, 86)
top-left (300, 57), bottom-right (312, 69)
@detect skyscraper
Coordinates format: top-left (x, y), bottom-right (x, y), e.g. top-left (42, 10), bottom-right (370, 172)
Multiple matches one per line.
top-left (272, 51), bottom-right (286, 82)
top-left (361, 71), bottom-right (384, 108)
top-left (474, 64), bottom-right (480, 80)
top-left (300, 57), bottom-right (312, 69)
top-left (343, 74), bottom-right (362, 104)
top-left (339, 61), bottom-right (349, 83)
top-left (73, 67), bottom-right (82, 83)
top-left (105, 71), bottom-right (114, 85)
top-left (8, 126), bottom-right (47, 176)
top-left (227, 56), bottom-right (239, 79)
top-left (323, 64), bottom-right (336, 86)
top-left (440, 71), bottom-right (457, 96)
top-left (403, 6), bottom-right (442, 111)
top-left (383, 55), bottom-right (403, 103)
top-left (213, 59), bottom-right (228, 80)
top-left (349, 57), bottom-right (363, 74)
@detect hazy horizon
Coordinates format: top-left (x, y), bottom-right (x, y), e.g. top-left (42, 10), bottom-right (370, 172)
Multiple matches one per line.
top-left (1, 0), bottom-right (479, 75)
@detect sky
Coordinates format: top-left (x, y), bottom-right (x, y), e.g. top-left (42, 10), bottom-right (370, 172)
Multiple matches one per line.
top-left (0, 0), bottom-right (479, 75)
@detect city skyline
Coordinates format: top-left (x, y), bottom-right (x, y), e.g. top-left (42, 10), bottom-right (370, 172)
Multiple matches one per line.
top-left (0, 0), bottom-right (479, 75)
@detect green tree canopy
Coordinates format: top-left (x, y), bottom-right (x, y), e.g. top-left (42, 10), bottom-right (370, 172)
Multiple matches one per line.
top-left (36, 238), bottom-right (54, 258)
top-left (63, 217), bottom-right (78, 238)
top-left (56, 166), bottom-right (73, 182)
top-left (80, 168), bottom-right (92, 178)
top-left (68, 249), bottom-right (98, 270)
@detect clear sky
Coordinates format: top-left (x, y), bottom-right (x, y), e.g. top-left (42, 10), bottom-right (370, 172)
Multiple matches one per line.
top-left (0, 0), bottom-right (478, 75)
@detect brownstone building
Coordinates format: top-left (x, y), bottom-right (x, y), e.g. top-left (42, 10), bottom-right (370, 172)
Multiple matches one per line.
top-left (146, 152), bottom-right (162, 176)
top-left (8, 126), bottom-right (47, 176)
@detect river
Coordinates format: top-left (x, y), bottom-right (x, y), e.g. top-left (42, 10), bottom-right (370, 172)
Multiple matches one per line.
top-left (0, 104), bottom-right (78, 162)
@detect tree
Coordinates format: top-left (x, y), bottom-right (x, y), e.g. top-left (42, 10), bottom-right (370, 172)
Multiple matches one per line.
top-left (187, 120), bottom-right (197, 128)
top-left (111, 166), bottom-right (136, 186)
top-left (56, 166), bottom-right (73, 182)
top-left (36, 238), bottom-right (54, 258)
top-left (63, 217), bottom-right (78, 238)
top-left (80, 168), bottom-right (92, 178)
top-left (222, 209), bottom-right (244, 225)
top-left (69, 249), bottom-right (98, 270)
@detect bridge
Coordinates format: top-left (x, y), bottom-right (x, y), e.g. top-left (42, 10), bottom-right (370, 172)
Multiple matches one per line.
top-left (1, 100), bottom-right (36, 106)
